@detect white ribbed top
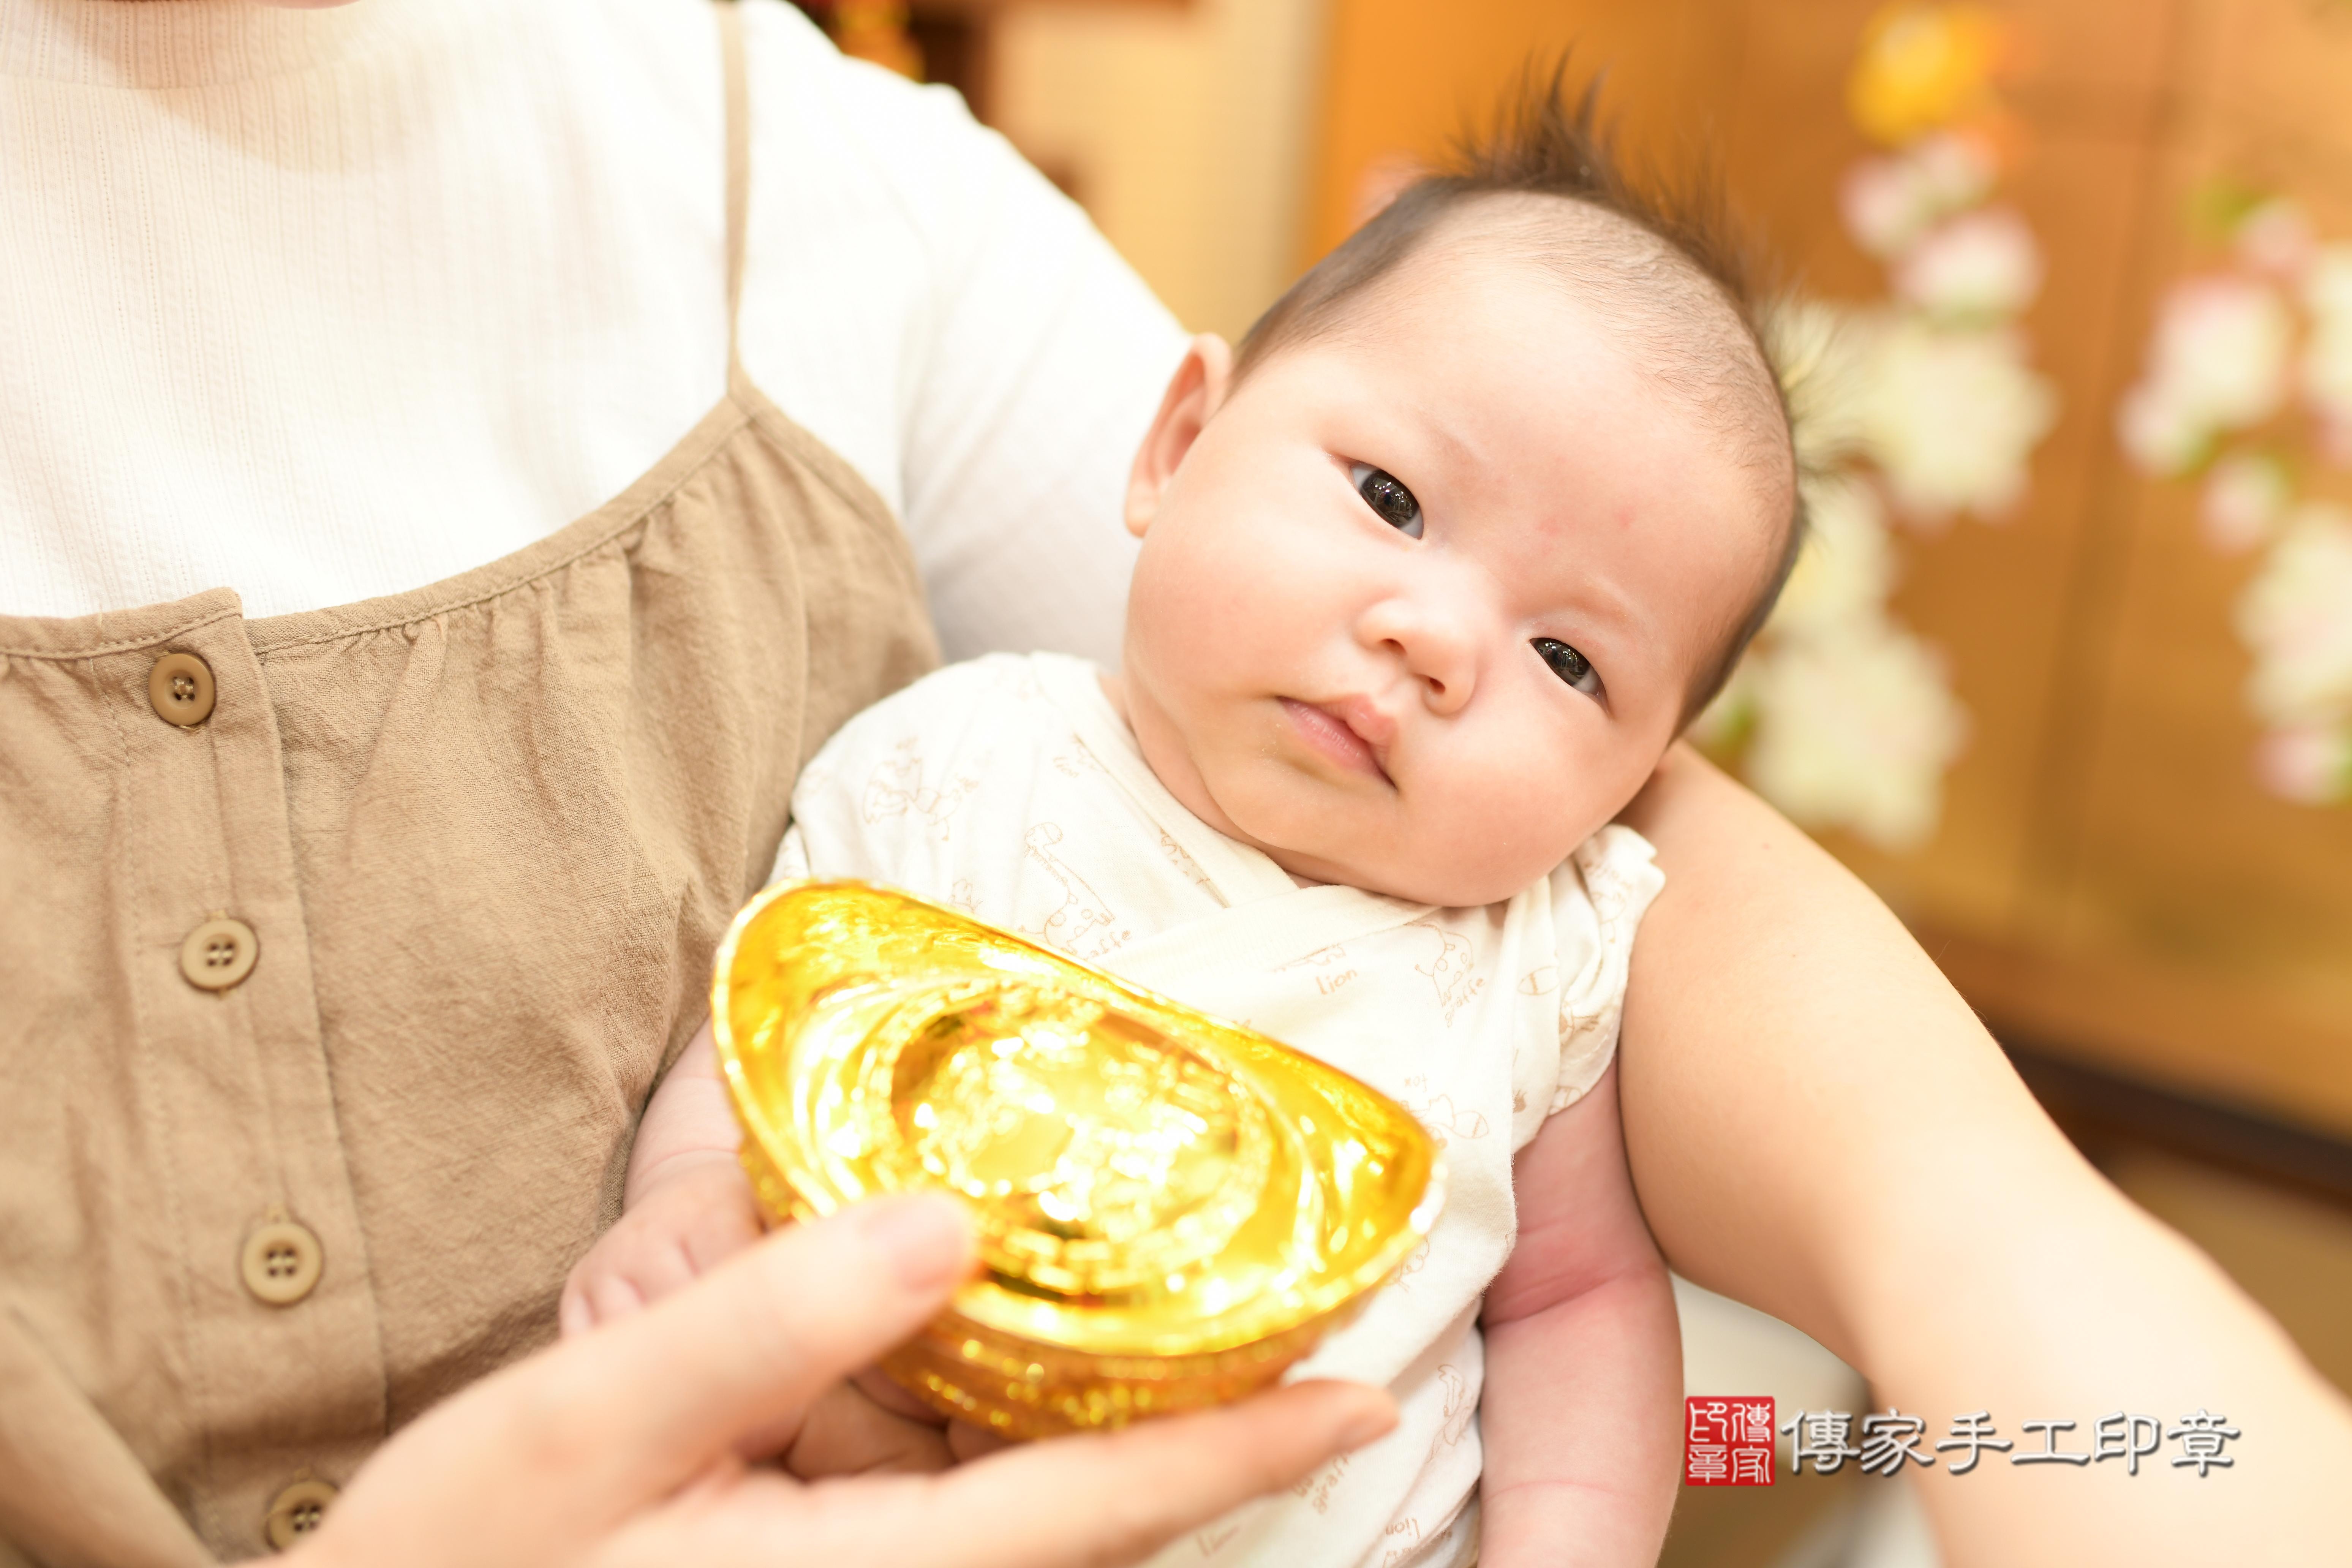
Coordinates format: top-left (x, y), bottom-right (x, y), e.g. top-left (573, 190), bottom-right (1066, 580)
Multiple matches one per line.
top-left (0, 0), bottom-right (1184, 663)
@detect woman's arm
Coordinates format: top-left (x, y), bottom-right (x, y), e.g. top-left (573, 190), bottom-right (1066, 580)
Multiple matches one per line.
top-left (737, 2), bottom-right (1187, 669)
top-left (1616, 744), bottom-right (2352, 1565)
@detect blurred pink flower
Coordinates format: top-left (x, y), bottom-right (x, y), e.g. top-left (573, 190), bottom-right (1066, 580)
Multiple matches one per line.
top-left (2234, 199), bottom-right (2318, 279)
top-left (1839, 132), bottom-right (1996, 259)
top-left (1892, 207), bottom-right (2042, 321)
top-left (2253, 724), bottom-right (2351, 804)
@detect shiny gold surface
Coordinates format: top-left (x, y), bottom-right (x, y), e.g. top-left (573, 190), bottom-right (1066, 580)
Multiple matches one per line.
top-left (713, 880), bottom-right (1443, 1436)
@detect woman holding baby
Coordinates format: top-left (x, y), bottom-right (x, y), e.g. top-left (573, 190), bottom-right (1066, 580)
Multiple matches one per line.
top-left (0, 1), bottom-right (2343, 1565)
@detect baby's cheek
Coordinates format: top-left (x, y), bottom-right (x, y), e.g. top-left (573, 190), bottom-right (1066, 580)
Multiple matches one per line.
top-left (1128, 553), bottom-right (1246, 681)
top-left (1442, 751), bottom-right (1614, 892)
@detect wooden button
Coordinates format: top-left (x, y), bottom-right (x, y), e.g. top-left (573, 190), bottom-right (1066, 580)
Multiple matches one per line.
top-left (179, 916), bottom-right (258, 992)
top-left (147, 651), bottom-right (215, 727)
top-left (262, 1478), bottom-right (336, 1551)
top-left (241, 1217), bottom-right (323, 1306)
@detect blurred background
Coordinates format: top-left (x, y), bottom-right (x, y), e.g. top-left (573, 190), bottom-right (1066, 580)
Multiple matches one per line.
top-left (797, 2), bottom-right (2352, 1561)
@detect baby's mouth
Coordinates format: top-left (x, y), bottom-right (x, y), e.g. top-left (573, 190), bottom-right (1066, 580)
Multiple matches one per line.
top-left (1278, 698), bottom-right (1393, 784)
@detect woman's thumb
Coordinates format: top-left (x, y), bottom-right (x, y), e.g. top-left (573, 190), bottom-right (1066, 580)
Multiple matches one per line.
top-left (295, 1197), bottom-right (975, 1568)
top-left (552, 1195), bottom-right (975, 1498)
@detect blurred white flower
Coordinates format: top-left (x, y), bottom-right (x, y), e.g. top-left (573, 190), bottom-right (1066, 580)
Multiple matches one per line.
top-left (1764, 297), bottom-right (1872, 473)
top-left (1893, 207), bottom-right (2043, 322)
top-left (2303, 242), bottom-right (2352, 321)
top-left (1860, 318), bottom-right (2058, 520)
top-left (2235, 198), bottom-right (2317, 279)
top-left (2116, 381), bottom-right (2207, 476)
top-left (2118, 276), bottom-right (2294, 474)
top-left (1728, 114), bottom-right (2041, 847)
top-left (2299, 244), bottom-right (2352, 432)
top-left (2235, 501), bottom-right (2352, 729)
top-left (1773, 476), bottom-right (1895, 638)
top-left (2198, 450), bottom-right (2291, 553)
top-left (1839, 132), bottom-right (1996, 259)
top-left (1745, 618), bottom-right (1968, 851)
top-left (2253, 723), bottom-right (2352, 805)
top-left (2158, 276), bottom-right (2292, 424)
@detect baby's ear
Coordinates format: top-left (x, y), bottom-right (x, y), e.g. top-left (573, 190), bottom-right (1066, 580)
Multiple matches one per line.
top-left (1124, 334), bottom-right (1234, 538)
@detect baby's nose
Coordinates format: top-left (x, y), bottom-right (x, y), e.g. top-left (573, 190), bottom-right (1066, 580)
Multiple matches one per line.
top-left (1360, 596), bottom-right (1479, 712)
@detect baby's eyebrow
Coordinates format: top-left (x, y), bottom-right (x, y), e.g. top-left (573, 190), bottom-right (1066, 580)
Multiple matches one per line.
top-left (1417, 407), bottom-right (1484, 476)
top-left (1540, 558), bottom-right (1646, 658)
top-left (1370, 385), bottom-right (1486, 487)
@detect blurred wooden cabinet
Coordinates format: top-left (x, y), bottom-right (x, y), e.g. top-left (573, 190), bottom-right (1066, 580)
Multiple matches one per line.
top-left (1310, 0), bottom-right (2352, 1138)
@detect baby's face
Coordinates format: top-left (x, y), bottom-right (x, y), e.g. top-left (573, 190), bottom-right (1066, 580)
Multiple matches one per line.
top-left (1117, 249), bottom-right (1779, 907)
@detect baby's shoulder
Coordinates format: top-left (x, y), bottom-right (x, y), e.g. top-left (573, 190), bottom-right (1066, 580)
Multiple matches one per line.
top-left (785, 653), bottom-right (1110, 886)
top-left (1532, 823), bottom-right (1665, 994)
top-left (795, 652), bottom-right (1072, 790)
top-left (842, 650), bottom-right (1063, 728)
top-left (1548, 823), bottom-right (1664, 926)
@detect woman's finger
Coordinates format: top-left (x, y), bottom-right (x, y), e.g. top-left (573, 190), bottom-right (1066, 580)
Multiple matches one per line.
top-left (779, 1382), bottom-right (955, 1476)
top-left (788, 1379), bottom-right (1399, 1568)
top-left (852, 1364), bottom-right (948, 1424)
top-left (526, 1195), bottom-right (977, 1501)
top-left (302, 1197), bottom-right (977, 1568)
top-left (945, 1419), bottom-right (1009, 1464)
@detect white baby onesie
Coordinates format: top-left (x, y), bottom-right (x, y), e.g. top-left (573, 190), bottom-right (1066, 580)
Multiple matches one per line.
top-left (776, 652), bottom-right (1663, 1568)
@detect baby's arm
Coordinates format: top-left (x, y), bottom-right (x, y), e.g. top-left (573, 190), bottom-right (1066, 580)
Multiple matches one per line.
top-left (1478, 1061), bottom-right (1681, 1567)
top-left (559, 1019), bottom-right (760, 1334)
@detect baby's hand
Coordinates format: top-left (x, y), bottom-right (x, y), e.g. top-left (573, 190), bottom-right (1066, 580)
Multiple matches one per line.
top-left (560, 1151), bottom-right (761, 1333)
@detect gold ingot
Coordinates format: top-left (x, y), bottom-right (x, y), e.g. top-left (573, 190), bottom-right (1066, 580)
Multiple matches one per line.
top-left (713, 880), bottom-right (1444, 1438)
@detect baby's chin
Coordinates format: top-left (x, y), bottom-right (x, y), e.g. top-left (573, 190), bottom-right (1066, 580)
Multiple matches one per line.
top-left (1245, 824), bottom-right (1569, 908)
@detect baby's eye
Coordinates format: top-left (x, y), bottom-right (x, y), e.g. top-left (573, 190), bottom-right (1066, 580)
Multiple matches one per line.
top-left (1349, 463), bottom-right (1423, 538)
top-left (1532, 638), bottom-right (1603, 698)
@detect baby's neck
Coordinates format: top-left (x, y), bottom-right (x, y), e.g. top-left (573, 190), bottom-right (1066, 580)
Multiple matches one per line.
top-left (1094, 667), bottom-right (1130, 730)
top-left (1095, 666), bottom-right (1323, 890)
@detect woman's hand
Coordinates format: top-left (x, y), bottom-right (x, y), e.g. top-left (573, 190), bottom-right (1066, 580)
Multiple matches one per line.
top-left (558, 1018), bottom-right (960, 1478)
top-left (296, 1195), bottom-right (1395, 1568)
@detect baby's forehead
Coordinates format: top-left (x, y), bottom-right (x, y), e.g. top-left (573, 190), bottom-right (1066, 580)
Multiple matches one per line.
top-left (1378, 200), bottom-right (1782, 449)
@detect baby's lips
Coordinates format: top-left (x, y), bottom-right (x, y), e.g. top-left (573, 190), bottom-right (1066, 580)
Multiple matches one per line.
top-left (1320, 694), bottom-right (1400, 752)
top-left (1280, 697), bottom-right (1393, 782)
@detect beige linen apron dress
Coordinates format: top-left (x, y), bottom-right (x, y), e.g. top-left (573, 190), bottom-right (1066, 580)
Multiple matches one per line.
top-left (0, 11), bottom-right (938, 1562)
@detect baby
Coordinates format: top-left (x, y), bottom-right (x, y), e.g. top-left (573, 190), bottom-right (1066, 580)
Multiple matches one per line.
top-left (567, 77), bottom-right (1798, 1568)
